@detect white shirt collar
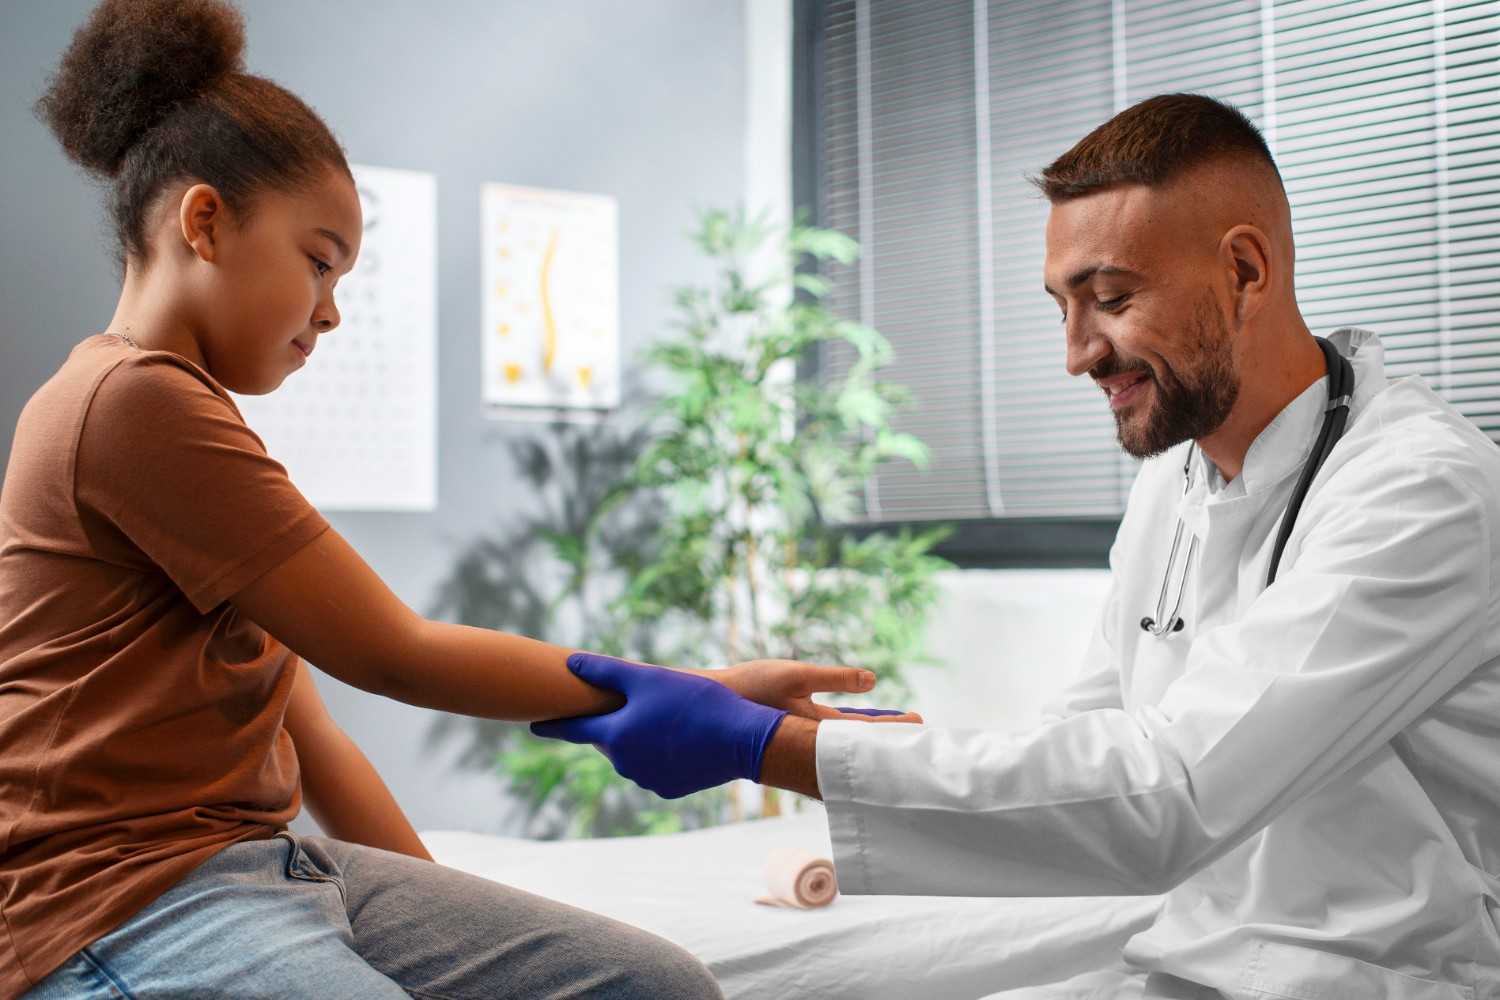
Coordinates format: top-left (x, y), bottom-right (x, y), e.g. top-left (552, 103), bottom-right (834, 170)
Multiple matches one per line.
top-left (1201, 328), bottom-right (1385, 498)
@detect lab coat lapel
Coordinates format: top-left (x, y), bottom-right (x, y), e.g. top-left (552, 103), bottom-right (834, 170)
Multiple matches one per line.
top-left (1128, 362), bottom-right (1333, 710)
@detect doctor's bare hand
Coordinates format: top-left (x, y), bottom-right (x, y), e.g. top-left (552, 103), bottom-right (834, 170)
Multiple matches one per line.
top-left (705, 659), bottom-right (923, 724)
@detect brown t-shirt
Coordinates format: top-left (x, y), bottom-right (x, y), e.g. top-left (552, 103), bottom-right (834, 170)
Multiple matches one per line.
top-left (0, 334), bottom-right (330, 996)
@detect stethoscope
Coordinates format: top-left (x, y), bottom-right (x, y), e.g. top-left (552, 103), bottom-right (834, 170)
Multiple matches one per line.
top-left (1141, 337), bottom-right (1355, 638)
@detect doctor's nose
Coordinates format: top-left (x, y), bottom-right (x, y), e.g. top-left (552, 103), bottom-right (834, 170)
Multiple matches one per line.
top-left (1064, 320), bottom-right (1110, 378)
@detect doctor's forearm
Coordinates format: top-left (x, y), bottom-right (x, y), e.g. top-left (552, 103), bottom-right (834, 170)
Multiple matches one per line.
top-left (761, 715), bottom-right (822, 799)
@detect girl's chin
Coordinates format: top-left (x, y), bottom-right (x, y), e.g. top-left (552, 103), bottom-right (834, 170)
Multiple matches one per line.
top-left (230, 370), bottom-right (286, 396)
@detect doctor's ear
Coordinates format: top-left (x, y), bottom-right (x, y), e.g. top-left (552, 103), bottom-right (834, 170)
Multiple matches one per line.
top-left (178, 183), bottom-right (231, 264)
top-left (1220, 224), bottom-right (1273, 327)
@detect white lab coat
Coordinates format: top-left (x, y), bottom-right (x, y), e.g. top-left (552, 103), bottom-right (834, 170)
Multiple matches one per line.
top-left (817, 329), bottom-right (1500, 998)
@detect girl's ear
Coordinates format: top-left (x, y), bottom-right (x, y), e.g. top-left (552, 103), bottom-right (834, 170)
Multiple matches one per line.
top-left (179, 183), bottom-right (228, 263)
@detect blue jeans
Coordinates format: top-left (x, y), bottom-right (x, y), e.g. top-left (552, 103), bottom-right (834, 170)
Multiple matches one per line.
top-left (21, 830), bottom-right (721, 999)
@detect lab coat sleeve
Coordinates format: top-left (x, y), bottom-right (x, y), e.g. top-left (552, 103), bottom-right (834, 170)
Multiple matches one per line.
top-left (817, 457), bottom-right (1494, 898)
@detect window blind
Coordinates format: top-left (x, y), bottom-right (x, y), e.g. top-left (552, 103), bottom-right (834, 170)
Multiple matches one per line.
top-left (815, 0), bottom-right (1500, 523)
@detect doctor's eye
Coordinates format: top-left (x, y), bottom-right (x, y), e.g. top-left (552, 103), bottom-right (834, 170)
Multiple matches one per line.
top-left (1097, 294), bottom-right (1130, 312)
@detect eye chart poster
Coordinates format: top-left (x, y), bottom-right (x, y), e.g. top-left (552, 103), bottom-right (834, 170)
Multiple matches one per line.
top-left (234, 164), bottom-right (438, 511)
top-left (480, 183), bottom-right (619, 414)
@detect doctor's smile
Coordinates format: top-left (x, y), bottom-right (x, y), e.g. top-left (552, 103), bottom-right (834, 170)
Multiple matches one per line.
top-left (1098, 369), bottom-right (1150, 411)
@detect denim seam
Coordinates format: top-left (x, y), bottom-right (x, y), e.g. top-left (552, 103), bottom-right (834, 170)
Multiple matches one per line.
top-left (286, 862), bottom-right (348, 907)
top-left (79, 947), bottom-right (136, 999)
top-left (403, 986), bottom-right (463, 1000)
top-left (278, 832), bottom-right (350, 908)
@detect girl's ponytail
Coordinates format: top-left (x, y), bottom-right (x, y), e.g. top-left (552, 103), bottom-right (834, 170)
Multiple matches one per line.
top-left (35, 0), bottom-right (245, 180)
top-left (35, 0), bottom-right (350, 268)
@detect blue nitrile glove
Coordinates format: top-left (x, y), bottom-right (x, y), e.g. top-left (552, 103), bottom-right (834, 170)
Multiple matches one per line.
top-left (835, 707), bottom-right (907, 717)
top-left (530, 653), bottom-right (790, 799)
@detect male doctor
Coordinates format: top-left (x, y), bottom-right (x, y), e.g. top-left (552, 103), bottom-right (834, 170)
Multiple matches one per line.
top-left (532, 94), bottom-right (1500, 998)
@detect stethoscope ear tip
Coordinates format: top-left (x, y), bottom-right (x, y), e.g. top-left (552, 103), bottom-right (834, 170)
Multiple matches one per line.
top-left (1140, 616), bottom-right (1186, 635)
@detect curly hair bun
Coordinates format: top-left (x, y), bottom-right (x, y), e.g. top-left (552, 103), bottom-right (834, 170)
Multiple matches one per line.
top-left (35, 0), bottom-right (246, 177)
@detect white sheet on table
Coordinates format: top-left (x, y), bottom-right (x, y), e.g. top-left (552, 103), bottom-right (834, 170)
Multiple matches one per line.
top-left (421, 808), bottom-right (1161, 1000)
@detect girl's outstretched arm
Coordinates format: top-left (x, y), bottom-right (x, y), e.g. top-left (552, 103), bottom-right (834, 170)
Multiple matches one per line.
top-left (233, 526), bottom-right (624, 720)
top-left (283, 660), bottom-right (434, 861)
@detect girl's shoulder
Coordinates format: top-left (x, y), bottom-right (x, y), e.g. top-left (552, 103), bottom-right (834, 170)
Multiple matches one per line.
top-left (73, 333), bottom-right (246, 432)
top-left (1, 333), bottom-right (239, 557)
top-left (27, 334), bottom-right (222, 419)
top-left (8, 333), bottom-right (262, 519)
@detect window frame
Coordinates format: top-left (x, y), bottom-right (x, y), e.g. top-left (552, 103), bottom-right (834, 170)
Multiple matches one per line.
top-left (791, 0), bottom-right (1118, 569)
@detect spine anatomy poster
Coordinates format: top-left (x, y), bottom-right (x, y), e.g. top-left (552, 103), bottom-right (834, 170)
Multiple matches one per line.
top-left (234, 163), bottom-right (438, 511)
top-left (481, 182), bottom-right (620, 414)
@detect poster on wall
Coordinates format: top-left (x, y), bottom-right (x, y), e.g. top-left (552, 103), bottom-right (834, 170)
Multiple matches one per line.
top-left (480, 182), bottom-right (619, 416)
top-left (233, 163), bottom-right (438, 511)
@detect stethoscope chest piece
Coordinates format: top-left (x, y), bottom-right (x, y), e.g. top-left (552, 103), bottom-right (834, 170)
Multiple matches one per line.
top-left (1141, 513), bottom-right (1198, 638)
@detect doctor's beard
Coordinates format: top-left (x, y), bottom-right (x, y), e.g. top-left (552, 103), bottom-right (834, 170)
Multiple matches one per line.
top-left (1102, 294), bottom-right (1241, 460)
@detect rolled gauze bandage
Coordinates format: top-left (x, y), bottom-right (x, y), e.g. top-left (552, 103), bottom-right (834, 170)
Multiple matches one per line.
top-left (755, 848), bottom-right (838, 909)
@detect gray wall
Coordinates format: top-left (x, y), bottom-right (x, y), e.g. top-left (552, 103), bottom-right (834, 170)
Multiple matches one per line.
top-left (1, 0), bottom-right (748, 835)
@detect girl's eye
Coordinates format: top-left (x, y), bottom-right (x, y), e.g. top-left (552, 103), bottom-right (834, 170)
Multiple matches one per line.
top-left (310, 255), bottom-right (332, 277)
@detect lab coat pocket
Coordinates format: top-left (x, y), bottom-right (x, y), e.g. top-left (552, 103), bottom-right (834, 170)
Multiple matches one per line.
top-left (1237, 941), bottom-right (1474, 1000)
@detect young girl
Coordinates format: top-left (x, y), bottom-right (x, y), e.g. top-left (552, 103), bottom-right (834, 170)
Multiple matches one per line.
top-left (0, 2), bottom-right (910, 997)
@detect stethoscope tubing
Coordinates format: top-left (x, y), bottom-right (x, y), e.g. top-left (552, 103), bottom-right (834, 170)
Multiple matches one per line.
top-left (1142, 337), bottom-right (1355, 638)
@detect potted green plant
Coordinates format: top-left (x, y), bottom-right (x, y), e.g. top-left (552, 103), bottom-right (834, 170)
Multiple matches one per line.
top-left (429, 209), bottom-right (950, 836)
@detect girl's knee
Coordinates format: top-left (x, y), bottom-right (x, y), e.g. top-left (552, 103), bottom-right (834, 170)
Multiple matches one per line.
top-left (612, 935), bottom-right (722, 1000)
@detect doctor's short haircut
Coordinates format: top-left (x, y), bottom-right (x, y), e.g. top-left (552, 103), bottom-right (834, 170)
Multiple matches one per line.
top-left (34, 0), bottom-right (351, 270)
top-left (1034, 93), bottom-right (1281, 203)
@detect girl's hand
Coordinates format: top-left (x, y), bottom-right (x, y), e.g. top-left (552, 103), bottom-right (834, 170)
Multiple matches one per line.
top-left (701, 659), bottom-right (924, 724)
